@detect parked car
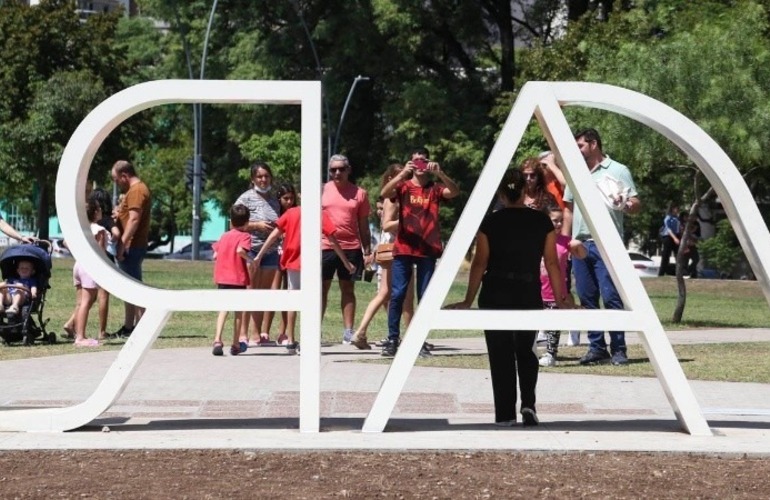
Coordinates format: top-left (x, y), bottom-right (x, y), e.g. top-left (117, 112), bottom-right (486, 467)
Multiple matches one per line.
top-left (628, 252), bottom-right (660, 278)
top-left (51, 238), bottom-right (71, 258)
top-left (163, 241), bottom-right (215, 261)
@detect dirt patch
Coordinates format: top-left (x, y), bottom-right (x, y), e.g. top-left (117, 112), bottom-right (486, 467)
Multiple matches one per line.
top-left (1, 450), bottom-right (769, 498)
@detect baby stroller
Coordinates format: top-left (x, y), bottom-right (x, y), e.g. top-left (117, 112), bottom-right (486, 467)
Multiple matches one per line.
top-left (0, 240), bottom-right (56, 346)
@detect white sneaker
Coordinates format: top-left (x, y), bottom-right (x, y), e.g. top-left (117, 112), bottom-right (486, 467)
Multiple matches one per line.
top-left (567, 331), bottom-right (580, 346)
top-left (539, 353), bottom-right (557, 367)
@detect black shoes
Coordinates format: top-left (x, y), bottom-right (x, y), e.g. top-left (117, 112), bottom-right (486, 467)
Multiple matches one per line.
top-left (380, 338), bottom-right (399, 357)
top-left (380, 339), bottom-right (432, 358)
top-left (521, 407), bottom-right (539, 427)
top-left (610, 350), bottom-right (629, 365)
top-left (579, 349), bottom-right (611, 365)
top-left (107, 325), bottom-right (134, 339)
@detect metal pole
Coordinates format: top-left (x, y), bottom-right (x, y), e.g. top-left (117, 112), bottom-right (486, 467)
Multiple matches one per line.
top-left (332, 75), bottom-right (369, 156)
top-left (192, 0), bottom-right (219, 260)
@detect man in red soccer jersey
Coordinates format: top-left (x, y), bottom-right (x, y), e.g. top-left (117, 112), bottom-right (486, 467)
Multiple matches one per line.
top-left (379, 147), bottom-right (459, 357)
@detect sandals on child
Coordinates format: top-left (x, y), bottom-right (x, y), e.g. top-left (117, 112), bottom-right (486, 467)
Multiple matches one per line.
top-left (212, 341), bottom-right (224, 356)
top-left (74, 338), bottom-right (100, 347)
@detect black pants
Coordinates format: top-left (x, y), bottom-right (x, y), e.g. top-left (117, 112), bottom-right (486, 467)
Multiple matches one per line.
top-left (479, 281), bottom-right (540, 422)
top-left (659, 236), bottom-right (679, 276)
top-left (484, 330), bottom-right (538, 422)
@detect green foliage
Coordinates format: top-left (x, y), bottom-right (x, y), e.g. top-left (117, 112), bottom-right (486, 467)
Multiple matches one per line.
top-left (0, 1), bottom-right (124, 236)
top-left (3, 0), bottom-right (770, 251)
top-left (239, 130), bottom-right (302, 187)
top-left (699, 219), bottom-right (741, 274)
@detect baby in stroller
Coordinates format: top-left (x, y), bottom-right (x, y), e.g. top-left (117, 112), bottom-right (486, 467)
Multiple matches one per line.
top-left (0, 241), bottom-right (54, 345)
top-left (0, 258), bottom-right (38, 317)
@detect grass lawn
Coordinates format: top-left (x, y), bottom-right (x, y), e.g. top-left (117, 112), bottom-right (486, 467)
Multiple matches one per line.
top-left (406, 343), bottom-right (770, 384)
top-left (2, 256), bottom-right (769, 383)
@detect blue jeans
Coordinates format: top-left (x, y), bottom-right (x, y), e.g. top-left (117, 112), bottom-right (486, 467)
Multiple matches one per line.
top-left (118, 247), bottom-right (147, 281)
top-left (572, 240), bottom-right (626, 354)
top-left (387, 255), bottom-right (436, 341)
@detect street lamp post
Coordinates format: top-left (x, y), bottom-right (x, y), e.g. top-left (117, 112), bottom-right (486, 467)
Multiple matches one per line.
top-left (332, 75), bottom-right (370, 157)
top-left (290, 0), bottom-right (333, 173)
top-left (190, 0), bottom-right (219, 260)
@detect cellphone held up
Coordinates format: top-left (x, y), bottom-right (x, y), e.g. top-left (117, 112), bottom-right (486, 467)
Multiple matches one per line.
top-left (412, 158), bottom-right (429, 171)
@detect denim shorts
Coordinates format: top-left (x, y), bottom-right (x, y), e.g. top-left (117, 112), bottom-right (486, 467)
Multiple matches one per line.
top-left (118, 247), bottom-right (147, 281)
top-left (249, 249), bottom-right (279, 270)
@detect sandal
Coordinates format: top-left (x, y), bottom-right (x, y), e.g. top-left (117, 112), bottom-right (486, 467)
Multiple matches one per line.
top-left (74, 338), bottom-right (100, 347)
top-left (212, 341), bottom-right (224, 356)
top-left (61, 325), bottom-right (76, 340)
top-left (230, 344), bottom-right (241, 356)
top-left (258, 332), bottom-right (271, 345)
top-left (350, 334), bottom-right (372, 350)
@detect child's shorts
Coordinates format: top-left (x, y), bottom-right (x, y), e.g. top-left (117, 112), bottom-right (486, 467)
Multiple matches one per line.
top-left (73, 262), bottom-right (99, 290)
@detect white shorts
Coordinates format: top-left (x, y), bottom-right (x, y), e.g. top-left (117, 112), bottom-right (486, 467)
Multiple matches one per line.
top-left (73, 262), bottom-right (99, 290)
top-left (286, 269), bottom-right (301, 290)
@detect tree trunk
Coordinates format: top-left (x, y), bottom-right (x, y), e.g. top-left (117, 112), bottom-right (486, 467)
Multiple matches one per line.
top-left (672, 205), bottom-right (696, 323)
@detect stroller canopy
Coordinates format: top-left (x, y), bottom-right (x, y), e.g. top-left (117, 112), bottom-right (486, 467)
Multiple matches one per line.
top-left (0, 244), bottom-right (52, 282)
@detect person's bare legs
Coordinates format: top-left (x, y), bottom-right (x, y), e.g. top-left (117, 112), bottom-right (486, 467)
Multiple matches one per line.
top-left (353, 265), bottom-right (391, 345)
top-left (124, 302), bottom-right (137, 330)
top-left (214, 310), bottom-right (228, 345)
top-left (264, 270), bottom-right (289, 342)
top-left (339, 279), bottom-right (356, 336)
top-left (74, 287), bottom-right (99, 346)
top-left (63, 303), bottom-right (78, 339)
top-left (286, 310), bottom-right (297, 344)
top-left (321, 279), bottom-right (333, 320)
top-left (97, 287), bottom-right (110, 340)
top-left (232, 311), bottom-right (245, 351)
top-left (249, 266), bottom-right (277, 343)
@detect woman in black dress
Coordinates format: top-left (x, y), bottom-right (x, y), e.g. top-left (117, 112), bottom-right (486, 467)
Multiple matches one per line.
top-left (449, 169), bottom-right (567, 426)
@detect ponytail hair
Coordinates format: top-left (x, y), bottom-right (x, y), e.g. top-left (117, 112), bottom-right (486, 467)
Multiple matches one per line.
top-left (498, 169), bottom-right (524, 204)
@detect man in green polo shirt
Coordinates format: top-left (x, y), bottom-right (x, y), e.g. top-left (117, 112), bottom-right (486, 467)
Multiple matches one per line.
top-left (563, 128), bottom-right (641, 366)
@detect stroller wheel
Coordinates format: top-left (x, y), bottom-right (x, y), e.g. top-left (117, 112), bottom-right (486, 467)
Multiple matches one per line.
top-left (47, 332), bottom-right (57, 344)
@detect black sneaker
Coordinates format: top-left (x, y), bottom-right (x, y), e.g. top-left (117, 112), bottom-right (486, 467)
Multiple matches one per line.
top-left (286, 342), bottom-right (299, 355)
top-left (521, 407), bottom-right (539, 427)
top-left (579, 349), bottom-right (611, 365)
top-left (418, 343), bottom-right (433, 358)
top-left (381, 338), bottom-right (399, 357)
top-left (108, 325), bottom-right (133, 339)
top-left (611, 350), bottom-right (629, 366)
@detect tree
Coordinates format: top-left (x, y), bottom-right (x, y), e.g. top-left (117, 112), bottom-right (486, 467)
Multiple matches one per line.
top-left (0, 0), bottom-right (125, 238)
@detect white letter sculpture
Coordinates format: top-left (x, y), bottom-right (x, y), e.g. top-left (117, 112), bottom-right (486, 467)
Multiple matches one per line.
top-left (2, 81), bottom-right (769, 438)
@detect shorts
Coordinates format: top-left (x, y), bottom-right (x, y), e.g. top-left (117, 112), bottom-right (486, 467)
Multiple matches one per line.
top-left (249, 249), bottom-right (279, 270)
top-left (321, 249), bottom-right (363, 281)
top-left (73, 262), bottom-right (99, 290)
top-left (118, 247), bottom-right (147, 281)
top-left (217, 284), bottom-right (247, 290)
top-left (286, 269), bottom-right (301, 290)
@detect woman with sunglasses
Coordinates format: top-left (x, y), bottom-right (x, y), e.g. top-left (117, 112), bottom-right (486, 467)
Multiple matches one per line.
top-left (520, 158), bottom-right (558, 211)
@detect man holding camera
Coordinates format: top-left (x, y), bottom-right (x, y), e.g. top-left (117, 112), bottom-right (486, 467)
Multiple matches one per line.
top-left (379, 147), bottom-right (459, 357)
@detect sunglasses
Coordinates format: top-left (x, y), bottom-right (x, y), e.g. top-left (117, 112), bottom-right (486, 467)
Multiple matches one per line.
top-left (523, 173), bottom-right (537, 179)
top-left (329, 167), bottom-right (347, 173)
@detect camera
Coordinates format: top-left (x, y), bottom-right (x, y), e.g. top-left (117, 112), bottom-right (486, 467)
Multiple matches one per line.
top-left (412, 158), bottom-right (429, 171)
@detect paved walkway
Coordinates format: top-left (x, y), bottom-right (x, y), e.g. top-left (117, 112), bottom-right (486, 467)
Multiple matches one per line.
top-left (1, 329), bottom-right (769, 453)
